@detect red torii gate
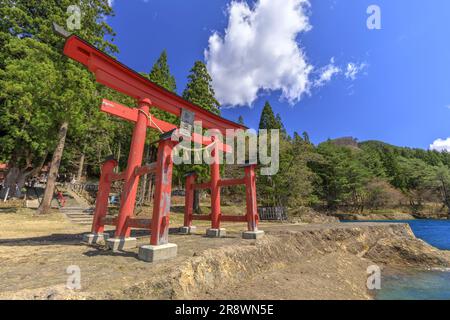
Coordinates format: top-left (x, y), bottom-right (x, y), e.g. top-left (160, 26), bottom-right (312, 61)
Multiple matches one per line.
top-left (62, 34), bottom-right (264, 262)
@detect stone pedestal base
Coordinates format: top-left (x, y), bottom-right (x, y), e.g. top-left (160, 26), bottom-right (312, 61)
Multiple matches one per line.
top-left (106, 237), bottom-right (137, 251)
top-left (138, 243), bottom-right (178, 262)
top-left (206, 228), bottom-right (226, 238)
top-left (179, 226), bottom-right (197, 235)
top-left (83, 233), bottom-right (109, 245)
top-left (242, 230), bottom-right (265, 240)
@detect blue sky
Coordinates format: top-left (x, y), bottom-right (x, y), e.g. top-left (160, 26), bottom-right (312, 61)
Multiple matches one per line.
top-left (106, 0), bottom-right (450, 150)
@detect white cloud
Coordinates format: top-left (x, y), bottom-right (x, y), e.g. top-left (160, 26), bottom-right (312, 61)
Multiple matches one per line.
top-left (314, 58), bottom-right (341, 87)
top-left (205, 0), bottom-right (313, 107)
top-left (345, 62), bottom-right (367, 80)
top-left (430, 138), bottom-right (450, 152)
top-left (205, 0), bottom-right (368, 107)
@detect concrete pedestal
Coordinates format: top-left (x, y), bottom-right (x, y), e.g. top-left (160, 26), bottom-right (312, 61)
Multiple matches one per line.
top-left (242, 230), bottom-right (265, 240)
top-left (206, 228), bottom-right (226, 238)
top-left (106, 237), bottom-right (137, 251)
top-left (83, 233), bottom-right (109, 245)
top-left (179, 226), bottom-right (197, 235)
top-left (138, 243), bottom-right (178, 262)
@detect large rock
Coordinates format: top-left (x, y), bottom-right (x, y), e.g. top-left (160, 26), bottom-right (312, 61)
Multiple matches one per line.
top-left (364, 237), bottom-right (450, 268)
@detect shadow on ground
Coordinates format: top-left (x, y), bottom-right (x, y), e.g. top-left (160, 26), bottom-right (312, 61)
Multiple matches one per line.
top-left (0, 227), bottom-right (192, 247)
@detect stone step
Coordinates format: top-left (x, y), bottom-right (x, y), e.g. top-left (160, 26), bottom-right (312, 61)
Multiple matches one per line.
top-left (69, 217), bottom-right (92, 221)
top-left (59, 198), bottom-right (93, 224)
top-left (60, 207), bottom-right (84, 211)
top-left (70, 221), bottom-right (92, 225)
top-left (66, 213), bottom-right (93, 217)
top-left (64, 211), bottom-right (91, 214)
top-left (70, 219), bottom-right (92, 223)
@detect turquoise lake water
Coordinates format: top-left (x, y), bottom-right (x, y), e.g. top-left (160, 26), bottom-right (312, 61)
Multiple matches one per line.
top-left (349, 219), bottom-right (450, 300)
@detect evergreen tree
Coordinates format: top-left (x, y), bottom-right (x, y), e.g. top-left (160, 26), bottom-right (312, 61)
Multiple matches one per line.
top-left (180, 61), bottom-right (221, 211)
top-left (275, 113), bottom-right (288, 139)
top-left (309, 142), bottom-right (372, 210)
top-left (182, 61), bottom-right (220, 115)
top-left (149, 50), bottom-right (176, 92)
top-left (238, 115), bottom-right (245, 125)
top-left (302, 131), bottom-right (311, 144)
top-left (0, 0), bottom-right (117, 212)
top-left (293, 132), bottom-right (303, 143)
top-left (145, 49), bottom-right (178, 129)
top-left (136, 50), bottom-right (178, 203)
top-left (258, 101), bottom-right (279, 130)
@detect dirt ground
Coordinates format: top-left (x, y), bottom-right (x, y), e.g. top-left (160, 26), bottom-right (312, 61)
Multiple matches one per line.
top-left (195, 252), bottom-right (372, 300)
top-left (0, 207), bottom-right (296, 299)
top-left (0, 206), bottom-right (446, 300)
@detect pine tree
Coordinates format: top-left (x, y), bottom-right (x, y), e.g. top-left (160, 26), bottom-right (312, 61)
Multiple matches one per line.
top-left (293, 132), bottom-right (303, 143)
top-left (238, 115), bottom-right (245, 125)
top-left (139, 50), bottom-right (178, 202)
top-left (181, 61), bottom-right (221, 212)
top-left (149, 50), bottom-right (176, 92)
top-left (258, 102), bottom-right (281, 206)
top-left (146, 50), bottom-right (178, 128)
top-left (182, 61), bottom-right (220, 115)
top-left (258, 101), bottom-right (278, 130)
top-left (302, 131), bottom-right (311, 144)
top-left (275, 113), bottom-right (288, 138)
top-left (0, 0), bottom-right (117, 212)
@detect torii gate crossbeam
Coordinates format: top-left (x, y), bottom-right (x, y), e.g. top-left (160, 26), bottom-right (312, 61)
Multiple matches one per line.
top-left (63, 35), bottom-right (245, 133)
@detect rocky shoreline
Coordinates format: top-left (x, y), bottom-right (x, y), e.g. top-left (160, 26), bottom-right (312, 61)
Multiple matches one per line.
top-left (289, 207), bottom-right (448, 223)
top-left (335, 212), bottom-right (449, 221)
top-left (176, 223), bottom-right (450, 300)
top-left (3, 222), bottom-right (448, 300)
top-left (335, 212), bottom-right (415, 221)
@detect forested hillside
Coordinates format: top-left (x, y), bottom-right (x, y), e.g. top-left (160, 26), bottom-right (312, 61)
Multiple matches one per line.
top-left (255, 105), bottom-right (450, 217)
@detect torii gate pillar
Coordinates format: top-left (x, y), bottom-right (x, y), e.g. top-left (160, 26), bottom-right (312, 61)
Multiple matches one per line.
top-left (106, 98), bottom-right (150, 251)
top-left (139, 133), bottom-right (178, 262)
top-left (206, 135), bottom-right (226, 238)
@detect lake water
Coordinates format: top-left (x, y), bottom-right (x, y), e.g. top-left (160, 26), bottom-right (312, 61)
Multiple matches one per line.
top-left (348, 219), bottom-right (450, 300)
top-left (398, 219), bottom-right (450, 250)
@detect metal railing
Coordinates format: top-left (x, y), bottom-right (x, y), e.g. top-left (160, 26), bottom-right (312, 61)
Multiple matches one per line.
top-left (69, 183), bottom-right (99, 204)
top-left (258, 206), bottom-right (287, 221)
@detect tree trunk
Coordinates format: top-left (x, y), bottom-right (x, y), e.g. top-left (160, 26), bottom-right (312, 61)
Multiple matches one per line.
top-left (1, 167), bottom-right (22, 198)
top-left (194, 189), bottom-right (201, 214)
top-left (0, 153), bottom-right (48, 199)
top-left (140, 145), bottom-right (150, 204)
top-left (115, 141), bottom-right (121, 173)
top-left (77, 152), bottom-right (85, 182)
top-left (146, 146), bottom-right (157, 202)
top-left (38, 121), bottom-right (69, 214)
top-left (147, 175), bottom-right (154, 202)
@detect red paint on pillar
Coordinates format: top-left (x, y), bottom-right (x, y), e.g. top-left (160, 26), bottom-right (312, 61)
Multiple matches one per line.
top-left (210, 139), bottom-right (221, 229)
top-left (150, 138), bottom-right (176, 246)
top-left (92, 159), bottom-right (118, 234)
top-left (115, 99), bottom-right (151, 238)
top-left (245, 165), bottom-right (259, 231)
